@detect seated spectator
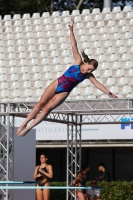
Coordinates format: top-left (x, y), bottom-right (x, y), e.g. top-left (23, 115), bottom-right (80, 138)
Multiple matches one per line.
top-left (98, 163), bottom-right (110, 182)
top-left (86, 179), bottom-right (100, 200)
top-left (72, 164), bottom-right (90, 200)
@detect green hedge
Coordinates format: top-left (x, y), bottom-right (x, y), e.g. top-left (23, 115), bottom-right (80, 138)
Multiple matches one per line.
top-left (50, 181), bottom-right (133, 200)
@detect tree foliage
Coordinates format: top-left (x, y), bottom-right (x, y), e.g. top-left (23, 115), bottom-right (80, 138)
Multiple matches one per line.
top-left (0, 0), bottom-right (132, 17)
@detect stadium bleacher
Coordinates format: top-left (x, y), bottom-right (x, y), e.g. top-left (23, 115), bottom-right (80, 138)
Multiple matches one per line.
top-left (0, 6), bottom-right (133, 101)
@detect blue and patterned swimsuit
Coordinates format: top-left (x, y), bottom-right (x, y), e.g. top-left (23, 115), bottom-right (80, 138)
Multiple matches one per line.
top-left (56, 65), bottom-right (87, 94)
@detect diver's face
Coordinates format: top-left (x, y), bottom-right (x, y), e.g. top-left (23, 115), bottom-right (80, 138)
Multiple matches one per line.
top-left (84, 63), bottom-right (95, 73)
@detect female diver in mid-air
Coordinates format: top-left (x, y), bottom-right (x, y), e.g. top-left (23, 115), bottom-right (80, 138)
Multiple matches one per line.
top-left (17, 21), bottom-right (117, 136)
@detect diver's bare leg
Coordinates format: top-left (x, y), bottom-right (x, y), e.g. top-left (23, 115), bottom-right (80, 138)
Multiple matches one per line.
top-left (17, 80), bottom-right (57, 134)
top-left (18, 92), bottom-right (69, 136)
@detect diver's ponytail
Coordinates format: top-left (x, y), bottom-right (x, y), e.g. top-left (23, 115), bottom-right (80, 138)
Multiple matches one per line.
top-left (81, 50), bottom-right (90, 63)
top-left (81, 50), bottom-right (98, 71)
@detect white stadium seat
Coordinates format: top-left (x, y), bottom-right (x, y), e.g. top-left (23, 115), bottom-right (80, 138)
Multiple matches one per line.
top-left (115, 12), bottom-right (123, 20)
top-left (4, 27), bottom-right (12, 34)
top-left (94, 48), bottom-right (103, 55)
top-left (126, 39), bottom-right (133, 46)
top-left (12, 88), bottom-right (22, 98)
top-left (106, 47), bottom-right (115, 54)
top-left (117, 46), bottom-right (127, 54)
top-left (13, 20), bottom-right (22, 27)
top-left (112, 7), bottom-right (121, 13)
top-left (3, 15), bottom-right (11, 21)
top-left (85, 22), bottom-right (94, 29)
top-left (108, 54), bottom-right (118, 62)
top-left (10, 73), bottom-right (19, 81)
top-left (32, 73), bottom-right (41, 80)
top-left (19, 66), bottom-right (28, 74)
top-left (74, 95), bottom-right (83, 100)
top-left (96, 21), bottom-right (105, 28)
top-left (108, 26), bottom-right (118, 33)
top-left (7, 59), bottom-right (16, 67)
top-left (100, 94), bottom-right (110, 99)
top-left (102, 7), bottom-right (110, 13)
top-left (0, 60), bottom-right (5, 67)
top-left (43, 72), bottom-right (52, 80)
top-left (22, 13), bottom-right (30, 19)
top-left (81, 9), bottom-right (90, 15)
top-left (22, 81), bottom-right (31, 89)
top-left (51, 11), bottom-right (60, 17)
top-left (55, 30), bottom-right (64, 37)
top-left (87, 95), bottom-right (96, 99)
top-left (102, 70), bottom-right (112, 78)
top-left (123, 61), bottom-right (133, 69)
top-left (117, 19), bottom-right (127, 26)
top-left (41, 18), bottom-right (51, 25)
top-left (23, 89), bottom-right (33, 97)
top-left (62, 10), bottom-right (70, 16)
top-left (29, 65), bottom-right (40, 73)
top-left (110, 33), bottom-right (121, 40)
top-left (104, 13), bottom-right (113, 20)
top-left (26, 44), bottom-right (36, 52)
top-left (117, 77), bottom-right (128, 86)
top-left (123, 6), bottom-right (131, 12)
top-left (105, 78), bottom-right (115, 86)
top-left (13, 14), bottom-right (21, 20)
top-left (82, 15), bottom-right (91, 22)
top-left (111, 61), bottom-right (121, 69)
top-left (34, 89), bottom-right (44, 97)
top-left (3, 21), bottom-right (12, 27)
top-left (93, 14), bottom-right (102, 22)
top-left (97, 55), bottom-right (106, 62)
top-left (97, 27), bottom-right (107, 34)
top-left (99, 33), bottom-right (109, 41)
top-left (109, 86), bottom-right (118, 94)
top-left (127, 69), bottom-right (133, 77)
top-left (92, 8), bottom-right (100, 15)
top-left (32, 18), bottom-right (41, 25)
top-left (33, 81), bottom-right (43, 88)
top-left (0, 82), bottom-right (9, 89)
top-left (0, 90), bottom-right (9, 98)
top-left (121, 86), bottom-right (131, 94)
top-left (126, 94), bottom-right (133, 98)
top-left (106, 20), bottom-right (115, 27)
top-left (93, 70), bottom-right (100, 77)
top-left (114, 39), bottom-right (124, 47)
top-left (125, 12), bottom-right (133, 19)
top-left (103, 40), bottom-right (113, 48)
top-left (71, 88), bottom-right (81, 96)
top-left (129, 19), bottom-right (133, 26)
top-left (21, 73), bottom-right (30, 81)
top-left (0, 67), bottom-right (7, 74)
top-left (82, 87), bottom-right (93, 96)
top-left (94, 89), bottom-right (103, 96)
top-left (99, 62), bottom-right (110, 70)
top-left (121, 53), bottom-right (130, 61)
top-left (71, 10), bottom-right (80, 15)
top-left (32, 13), bottom-right (40, 18)
top-left (41, 12), bottom-right (50, 18)
top-left (8, 66), bottom-right (18, 74)
top-left (52, 65), bottom-right (62, 72)
top-left (115, 69), bottom-right (124, 77)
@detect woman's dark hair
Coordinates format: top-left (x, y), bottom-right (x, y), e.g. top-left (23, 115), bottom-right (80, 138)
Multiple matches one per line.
top-left (98, 163), bottom-right (105, 168)
top-left (77, 163), bottom-right (90, 175)
top-left (40, 154), bottom-right (48, 159)
top-left (81, 163), bottom-right (90, 171)
top-left (81, 50), bottom-right (98, 71)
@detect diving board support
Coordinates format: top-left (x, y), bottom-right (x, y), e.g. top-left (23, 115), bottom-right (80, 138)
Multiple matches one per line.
top-left (0, 99), bottom-right (133, 200)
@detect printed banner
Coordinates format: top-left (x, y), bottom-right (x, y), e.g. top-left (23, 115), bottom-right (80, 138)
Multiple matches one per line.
top-left (14, 116), bottom-right (133, 140)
